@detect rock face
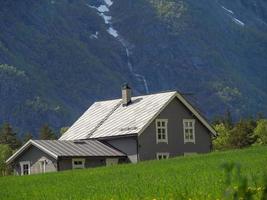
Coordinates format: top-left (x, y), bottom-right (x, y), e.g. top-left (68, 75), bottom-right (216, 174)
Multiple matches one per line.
top-left (0, 0), bottom-right (266, 136)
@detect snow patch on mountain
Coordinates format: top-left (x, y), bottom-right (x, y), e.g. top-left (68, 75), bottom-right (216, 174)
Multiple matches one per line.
top-left (221, 6), bottom-right (234, 14)
top-left (232, 18), bottom-right (245, 26)
top-left (90, 31), bottom-right (99, 39)
top-left (220, 4), bottom-right (245, 27)
top-left (107, 27), bottom-right (118, 38)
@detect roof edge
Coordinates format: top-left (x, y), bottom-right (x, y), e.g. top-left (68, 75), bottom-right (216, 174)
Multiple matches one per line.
top-left (6, 140), bottom-right (58, 164)
top-left (138, 91), bottom-right (217, 137)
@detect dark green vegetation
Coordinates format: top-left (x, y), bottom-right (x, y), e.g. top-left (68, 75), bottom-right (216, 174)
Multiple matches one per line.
top-left (0, 122), bottom-right (57, 176)
top-left (213, 113), bottom-right (267, 150)
top-left (0, 0), bottom-right (267, 136)
top-left (0, 146), bottom-right (266, 199)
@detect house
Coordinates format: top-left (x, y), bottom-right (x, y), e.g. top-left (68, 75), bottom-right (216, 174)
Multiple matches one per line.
top-left (6, 84), bottom-right (216, 175)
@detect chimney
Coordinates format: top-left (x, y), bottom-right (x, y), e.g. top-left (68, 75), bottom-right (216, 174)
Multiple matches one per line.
top-left (122, 83), bottom-right (132, 106)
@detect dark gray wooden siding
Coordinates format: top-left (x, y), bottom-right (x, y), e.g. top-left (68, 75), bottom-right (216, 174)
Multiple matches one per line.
top-left (13, 145), bottom-right (57, 175)
top-left (138, 97), bottom-right (212, 161)
top-left (104, 136), bottom-right (138, 163)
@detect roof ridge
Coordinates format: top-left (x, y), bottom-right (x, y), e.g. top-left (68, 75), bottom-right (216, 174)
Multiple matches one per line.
top-left (86, 100), bottom-right (123, 138)
top-left (94, 91), bottom-right (177, 103)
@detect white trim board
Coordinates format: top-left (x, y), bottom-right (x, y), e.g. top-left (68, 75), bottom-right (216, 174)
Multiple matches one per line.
top-left (139, 92), bottom-right (217, 137)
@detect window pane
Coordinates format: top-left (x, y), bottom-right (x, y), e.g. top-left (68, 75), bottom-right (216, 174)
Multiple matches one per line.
top-left (161, 121), bottom-right (165, 127)
top-left (162, 129), bottom-right (165, 134)
top-left (157, 121), bottom-right (161, 127)
top-left (158, 134), bottom-right (161, 139)
top-left (158, 128), bottom-right (161, 134)
top-left (185, 134), bottom-right (189, 139)
top-left (162, 134), bottom-right (165, 139)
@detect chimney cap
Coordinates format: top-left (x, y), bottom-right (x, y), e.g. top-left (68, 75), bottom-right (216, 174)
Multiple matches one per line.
top-left (122, 83), bottom-right (131, 90)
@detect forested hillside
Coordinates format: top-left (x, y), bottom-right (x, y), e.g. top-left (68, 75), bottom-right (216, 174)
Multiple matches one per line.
top-left (0, 0), bottom-right (266, 136)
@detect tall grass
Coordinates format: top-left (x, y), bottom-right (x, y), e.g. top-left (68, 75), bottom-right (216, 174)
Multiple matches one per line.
top-left (0, 146), bottom-right (266, 200)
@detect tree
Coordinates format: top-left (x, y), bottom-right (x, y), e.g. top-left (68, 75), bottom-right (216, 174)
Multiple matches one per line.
top-left (39, 124), bottom-right (56, 140)
top-left (60, 127), bottom-right (69, 136)
top-left (254, 119), bottom-right (267, 145)
top-left (23, 132), bottom-right (33, 144)
top-left (212, 123), bottom-right (231, 150)
top-left (212, 109), bottom-right (233, 129)
top-left (224, 109), bottom-right (233, 129)
top-left (0, 122), bottom-right (21, 150)
top-left (0, 144), bottom-right (13, 176)
top-left (229, 120), bottom-right (256, 148)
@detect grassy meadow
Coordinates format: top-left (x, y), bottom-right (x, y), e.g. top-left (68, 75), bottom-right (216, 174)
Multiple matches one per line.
top-left (0, 146), bottom-right (267, 200)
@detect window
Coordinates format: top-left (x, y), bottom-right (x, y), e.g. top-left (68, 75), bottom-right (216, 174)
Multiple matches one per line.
top-left (183, 119), bottom-right (195, 143)
top-left (72, 158), bottom-right (85, 169)
top-left (20, 161), bottom-right (30, 175)
top-left (157, 153), bottom-right (169, 160)
top-left (156, 119), bottom-right (168, 143)
top-left (106, 158), bottom-right (119, 166)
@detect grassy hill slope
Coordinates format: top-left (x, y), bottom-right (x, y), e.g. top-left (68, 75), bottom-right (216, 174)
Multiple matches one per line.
top-left (0, 146), bottom-right (267, 199)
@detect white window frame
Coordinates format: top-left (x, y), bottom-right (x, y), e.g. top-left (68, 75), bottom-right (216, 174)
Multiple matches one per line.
top-left (183, 119), bottom-right (196, 144)
top-left (39, 160), bottom-right (46, 173)
top-left (106, 158), bottom-right (119, 166)
top-left (72, 158), bottom-right (85, 169)
top-left (156, 119), bottom-right (168, 144)
top-left (20, 161), bottom-right (30, 175)
top-left (156, 152), bottom-right (169, 160)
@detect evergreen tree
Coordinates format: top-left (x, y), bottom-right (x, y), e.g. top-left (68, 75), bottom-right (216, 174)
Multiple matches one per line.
top-left (224, 109), bottom-right (233, 129)
top-left (23, 132), bottom-right (33, 143)
top-left (229, 120), bottom-right (256, 148)
top-left (0, 122), bottom-right (21, 150)
top-left (60, 127), bottom-right (69, 136)
top-left (39, 124), bottom-right (56, 140)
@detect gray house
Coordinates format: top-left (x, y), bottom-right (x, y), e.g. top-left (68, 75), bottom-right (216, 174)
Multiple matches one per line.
top-left (6, 85), bottom-right (216, 175)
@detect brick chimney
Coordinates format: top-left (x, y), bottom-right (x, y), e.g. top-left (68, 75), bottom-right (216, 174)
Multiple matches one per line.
top-left (122, 83), bottom-right (131, 106)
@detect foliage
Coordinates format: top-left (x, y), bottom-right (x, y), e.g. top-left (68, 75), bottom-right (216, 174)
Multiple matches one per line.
top-left (213, 123), bottom-right (231, 150)
top-left (60, 127), bottom-right (69, 136)
top-left (254, 119), bottom-right (267, 145)
top-left (0, 144), bottom-right (12, 176)
top-left (0, 64), bottom-right (26, 78)
top-left (39, 124), bottom-right (56, 140)
top-left (212, 115), bottom-right (265, 150)
top-left (0, 123), bottom-right (21, 150)
top-left (22, 132), bottom-right (33, 144)
top-left (228, 120), bottom-right (257, 149)
top-left (0, 146), bottom-right (266, 199)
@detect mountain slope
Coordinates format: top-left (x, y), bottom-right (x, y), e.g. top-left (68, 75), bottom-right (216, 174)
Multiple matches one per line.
top-left (0, 0), bottom-right (266, 136)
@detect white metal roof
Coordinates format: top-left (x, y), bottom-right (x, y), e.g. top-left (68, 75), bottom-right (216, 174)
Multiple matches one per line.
top-left (60, 91), bottom-right (216, 141)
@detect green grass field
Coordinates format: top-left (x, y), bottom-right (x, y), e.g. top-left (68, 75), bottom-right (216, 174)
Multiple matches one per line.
top-left (0, 146), bottom-right (267, 200)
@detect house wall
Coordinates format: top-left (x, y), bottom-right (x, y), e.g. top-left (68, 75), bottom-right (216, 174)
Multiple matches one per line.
top-left (138, 97), bottom-right (212, 161)
top-left (104, 136), bottom-right (138, 163)
top-left (58, 157), bottom-right (126, 171)
top-left (13, 146), bottom-right (57, 175)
